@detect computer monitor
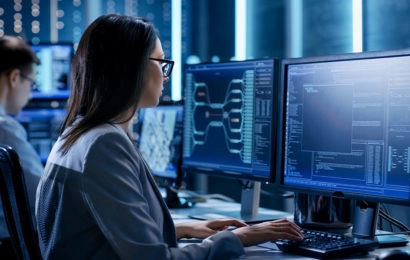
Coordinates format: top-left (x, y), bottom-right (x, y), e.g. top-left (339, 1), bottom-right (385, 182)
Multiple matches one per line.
top-left (14, 107), bottom-right (66, 163)
top-left (135, 102), bottom-right (191, 208)
top-left (29, 43), bottom-right (74, 99)
top-left (182, 58), bottom-right (288, 222)
top-left (278, 49), bottom-right (410, 243)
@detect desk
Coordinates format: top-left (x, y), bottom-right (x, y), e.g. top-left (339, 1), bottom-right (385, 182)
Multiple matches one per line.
top-left (171, 198), bottom-right (410, 259)
top-left (170, 198), bottom-right (292, 224)
top-left (243, 243), bottom-right (410, 259)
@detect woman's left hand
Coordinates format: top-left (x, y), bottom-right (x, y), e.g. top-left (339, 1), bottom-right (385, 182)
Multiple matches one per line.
top-left (176, 219), bottom-right (247, 239)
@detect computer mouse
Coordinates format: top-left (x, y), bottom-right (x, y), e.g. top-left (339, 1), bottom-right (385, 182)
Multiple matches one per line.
top-left (376, 249), bottom-right (410, 260)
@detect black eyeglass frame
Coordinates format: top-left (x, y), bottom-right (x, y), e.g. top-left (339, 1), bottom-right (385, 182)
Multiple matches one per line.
top-left (149, 58), bottom-right (174, 77)
top-left (19, 72), bottom-right (37, 90)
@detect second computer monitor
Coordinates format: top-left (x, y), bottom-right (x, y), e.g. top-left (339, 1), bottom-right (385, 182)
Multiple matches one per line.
top-left (278, 49), bottom-right (410, 207)
top-left (182, 59), bottom-right (278, 182)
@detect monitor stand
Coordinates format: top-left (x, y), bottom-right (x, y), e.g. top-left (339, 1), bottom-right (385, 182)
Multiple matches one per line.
top-left (240, 181), bottom-right (262, 221)
top-left (188, 180), bottom-right (290, 224)
top-left (352, 201), bottom-right (409, 248)
top-left (227, 180), bottom-right (290, 223)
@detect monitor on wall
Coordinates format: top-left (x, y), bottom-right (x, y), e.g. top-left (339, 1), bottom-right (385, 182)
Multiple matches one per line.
top-left (278, 49), bottom-right (410, 243)
top-left (14, 43), bottom-right (74, 163)
top-left (29, 43), bottom-right (74, 100)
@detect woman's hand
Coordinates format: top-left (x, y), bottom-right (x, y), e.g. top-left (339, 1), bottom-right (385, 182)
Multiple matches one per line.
top-left (232, 218), bottom-right (304, 247)
top-left (176, 219), bottom-right (247, 239)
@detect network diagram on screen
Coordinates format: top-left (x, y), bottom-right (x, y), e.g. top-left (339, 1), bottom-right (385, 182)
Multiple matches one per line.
top-left (183, 60), bottom-right (275, 180)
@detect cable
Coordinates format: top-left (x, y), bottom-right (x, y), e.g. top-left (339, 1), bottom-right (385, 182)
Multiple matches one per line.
top-left (379, 204), bottom-right (393, 231)
top-left (379, 214), bottom-right (410, 233)
top-left (378, 206), bottom-right (410, 234)
top-left (379, 209), bottom-right (410, 231)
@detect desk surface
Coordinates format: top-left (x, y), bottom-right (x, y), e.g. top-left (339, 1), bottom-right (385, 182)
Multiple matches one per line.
top-left (171, 197), bottom-right (410, 259)
top-left (243, 243), bottom-right (410, 259)
top-left (170, 198), bottom-right (292, 224)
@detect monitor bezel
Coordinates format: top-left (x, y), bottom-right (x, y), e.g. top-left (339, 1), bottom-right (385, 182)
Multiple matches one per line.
top-left (181, 58), bottom-right (280, 183)
top-left (276, 48), bottom-right (410, 206)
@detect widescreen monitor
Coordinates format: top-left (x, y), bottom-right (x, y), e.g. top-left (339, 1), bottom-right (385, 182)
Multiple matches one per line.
top-left (29, 43), bottom-right (74, 99)
top-left (181, 58), bottom-right (290, 222)
top-left (278, 49), bottom-right (410, 240)
top-left (182, 59), bottom-right (278, 183)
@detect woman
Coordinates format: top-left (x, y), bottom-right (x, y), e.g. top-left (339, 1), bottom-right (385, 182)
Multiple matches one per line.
top-left (35, 14), bottom-right (303, 259)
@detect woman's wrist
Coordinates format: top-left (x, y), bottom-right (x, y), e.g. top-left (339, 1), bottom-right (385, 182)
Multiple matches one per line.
top-left (175, 223), bottom-right (190, 239)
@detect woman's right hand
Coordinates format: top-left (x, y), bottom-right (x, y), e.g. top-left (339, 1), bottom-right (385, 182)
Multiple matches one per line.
top-left (231, 218), bottom-right (304, 247)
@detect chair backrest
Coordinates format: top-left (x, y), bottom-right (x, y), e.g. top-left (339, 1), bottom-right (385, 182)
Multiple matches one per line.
top-left (0, 144), bottom-right (42, 260)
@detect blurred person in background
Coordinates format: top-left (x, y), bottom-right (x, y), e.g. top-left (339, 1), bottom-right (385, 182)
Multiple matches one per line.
top-left (0, 35), bottom-right (43, 258)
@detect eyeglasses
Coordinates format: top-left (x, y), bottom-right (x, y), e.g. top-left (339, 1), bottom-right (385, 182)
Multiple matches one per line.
top-left (149, 58), bottom-right (174, 77)
top-left (20, 72), bottom-right (37, 89)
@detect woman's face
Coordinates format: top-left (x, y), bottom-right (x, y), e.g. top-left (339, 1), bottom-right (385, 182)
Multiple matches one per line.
top-left (139, 38), bottom-right (169, 108)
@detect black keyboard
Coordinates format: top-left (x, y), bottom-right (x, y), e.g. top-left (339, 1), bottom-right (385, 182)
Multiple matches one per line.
top-left (275, 228), bottom-right (379, 259)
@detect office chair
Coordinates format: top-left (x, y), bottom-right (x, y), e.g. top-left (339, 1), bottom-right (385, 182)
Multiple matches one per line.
top-left (0, 144), bottom-right (42, 260)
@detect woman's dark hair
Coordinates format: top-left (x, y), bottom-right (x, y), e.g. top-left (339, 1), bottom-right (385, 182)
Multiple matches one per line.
top-left (0, 35), bottom-right (40, 74)
top-left (60, 14), bottom-right (158, 153)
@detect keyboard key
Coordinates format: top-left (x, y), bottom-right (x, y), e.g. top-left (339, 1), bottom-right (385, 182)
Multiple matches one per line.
top-left (274, 228), bottom-right (379, 258)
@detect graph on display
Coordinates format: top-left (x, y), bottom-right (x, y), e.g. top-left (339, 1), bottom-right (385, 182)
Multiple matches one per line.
top-left (187, 70), bottom-right (255, 163)
top-left (182, 59), bottom-right (277, 180)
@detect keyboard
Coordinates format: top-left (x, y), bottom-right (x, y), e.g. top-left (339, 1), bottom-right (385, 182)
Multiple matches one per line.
top-left (275, 228), bottom-right (379, 259)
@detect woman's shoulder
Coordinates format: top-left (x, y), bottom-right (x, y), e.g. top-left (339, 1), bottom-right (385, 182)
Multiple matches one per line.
top-left (50, 123), bottom-right (136, 172)
top-left (81, 124), bottom-right (138, 161)
top-left (80, 123), bottom-right (130, 146)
